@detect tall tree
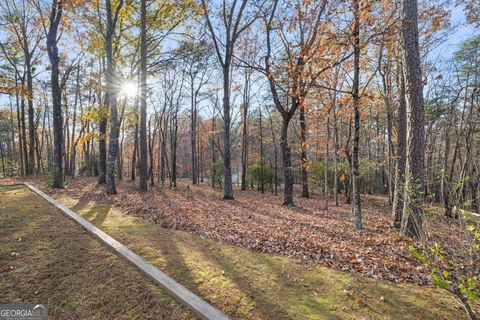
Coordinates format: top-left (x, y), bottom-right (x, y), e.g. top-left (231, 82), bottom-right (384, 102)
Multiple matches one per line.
top-left (201, 0), bottom-right (256, 200)
top-left (351, 0), bottom-right (363, 230)
top-left (259, 0), bottom-right (346, 206)
top-left (241, 68), bottom-right (252, 191)
top-left (105, 0), bottom-right (124, 194)
top-left (179, 39), bottom-right (211, 185)
top-left (400, 0), bottom-right (425, 239)
top-left (139, 0), bottom-right (148, 192)
top-left (0, 0), bottom-right (43, 175)
top-left (46, 0), bottom-right (64, 188)
top-left (392, 61), bottom-right (407, 228)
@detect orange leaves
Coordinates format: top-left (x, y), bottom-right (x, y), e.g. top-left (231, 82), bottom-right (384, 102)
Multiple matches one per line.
top-left (0, 75), bottom-right (15, 95)
top-left (464, 0), bottom-right (480, 27)
top-left (49, 177), bottom-right (436, 285)
top-left (432, 16), bottom-right (442, 32)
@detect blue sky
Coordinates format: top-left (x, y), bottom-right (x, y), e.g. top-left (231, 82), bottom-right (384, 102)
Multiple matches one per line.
top-left (1, 5), bottom-right (478, 110)
top-left (430, 5), bottom-right (478, 60)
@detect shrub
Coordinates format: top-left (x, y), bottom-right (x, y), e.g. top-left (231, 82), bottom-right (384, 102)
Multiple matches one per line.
top-left (0, 159), bottom-right (19, 178)
top-left (247, 163), bottom-right (281, 190)
top-left (208, 160), bottom-right (224, 188)
top-left (311, 161), bottom-right (349, 193)
top-left (79, 154), bottom-right (98, 176)
top-left (409, 180), bottom-right (479, 320)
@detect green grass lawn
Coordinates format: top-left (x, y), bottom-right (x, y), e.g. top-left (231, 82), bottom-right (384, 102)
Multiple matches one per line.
top-left (0, 185), bottom-right (470, 319)
top-left (52, 191), bottom-right (470, 319)
top-left (0, 186), bottom-right (195, 319)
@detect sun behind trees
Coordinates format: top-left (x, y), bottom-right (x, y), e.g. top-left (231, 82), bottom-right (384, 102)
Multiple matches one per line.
top-left (0, 0), bottom-right (474, 231)
top-left (0, 0), bottom-right (479, 317)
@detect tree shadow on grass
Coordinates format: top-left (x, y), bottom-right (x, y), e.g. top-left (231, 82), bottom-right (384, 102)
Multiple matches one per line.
top-left (198, 246), bottom-right (345, 320)
top-left (151, 227), bottom-right (346, 320)
top-left (359, 282), bottom-right (461, 320)
top-left (71, 200), bottom-right (110, 226)
top-left (160, 238), bottom-right (265, 319)
top-left (3, 189), bottom-right (195, 319)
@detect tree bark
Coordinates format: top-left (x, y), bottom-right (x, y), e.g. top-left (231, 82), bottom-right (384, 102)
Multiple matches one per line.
top-left (281, 117), bottom-right (294, 206)
top-left (352, 0), bottom-right (363, 230)
top-left (259, 107), bottom-right (264, 194)
top-left (299, 105), bottom-right (309, 198)
top-left (190, 79), bottom-right (197, 185)
top-left (400, 0), bottom-right (425, 240)
top-left (324, 108), bottom-right (330, 210)
top-left (25, 51), bottom-right (35, 175)
top-left (241, 72), bottom-right (250, 190)
top-left (98, 116), bottom-right (107, 184)
top-left (46, 0), bottom-right (64, 188)
top-left (21, 97), bottom-right (28, 176)
top-left (139, 0), bottom-right (148, 192)
top-left (131, 110), bottom-right (139, 180)
top-left (392, 62), bottom-right (407, 228)
top-left (222, 66), bottom-right (234, 199)
top-left (105, 0), bottom-right (123, 194)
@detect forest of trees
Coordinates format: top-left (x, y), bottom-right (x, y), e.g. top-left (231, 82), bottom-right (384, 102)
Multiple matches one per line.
top-left (0, 1), bottom-right (479, 241)
top-left (1, 0), bottom-right (480, 318)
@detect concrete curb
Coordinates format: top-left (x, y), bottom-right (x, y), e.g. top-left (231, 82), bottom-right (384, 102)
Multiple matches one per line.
top-left (11, 183), bottom-right (229, 320)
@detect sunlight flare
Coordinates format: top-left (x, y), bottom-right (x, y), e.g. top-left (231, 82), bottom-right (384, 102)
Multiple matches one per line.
top-left (121, 81), bottom-right (138, 98)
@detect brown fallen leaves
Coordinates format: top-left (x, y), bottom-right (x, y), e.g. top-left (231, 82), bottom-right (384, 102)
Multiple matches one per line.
top-left (20, 177), bottom-right (470, 285)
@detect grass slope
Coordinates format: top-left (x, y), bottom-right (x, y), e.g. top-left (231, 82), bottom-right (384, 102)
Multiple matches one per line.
top-left (0, 186), bottom-right (195, 320)
top-left (49, 191), bottom-right (467, 320)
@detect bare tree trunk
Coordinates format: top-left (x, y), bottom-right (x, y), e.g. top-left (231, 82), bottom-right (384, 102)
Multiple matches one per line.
top-left (21, 97), bottom-right (28, 176)
top-left (190, 80), bottom-right (197, 185)
top-left (392, 62), bottom-right (407, 228)
top-left (300, 105), bottom-right (309, 198)
top-left (8, 96), bottom-right (16, 166)
top-left (131, 110), bottom-right (138, 180)
top-left (222, 66), bottom-right (234, 199)
top-left (381, 55), bottom-right (395, 205)
top-left (139, 0), bottom-right (148, 192)
top-left (400, 0), bottom-right (425, 240)
top-left (14, 75), bottom-right (25, 175)
top-left (281, 117), bottom-right (294, 206)
top-left (333, 107), bottom-right (339, 206)
top-left (324, 108), bottom-right (330, 210)
top-left (201, 0), bottom-right (252, 200)
top-left (46, 0), bottom-right (64, 188)
top-left (70, 66), bottom-right (80, 177)
top-left (352, 0), bottom-right (363, 230)
top-left (47, 105), bottom-right (53, 172)
top-left (0, 146), bottom-right (5, 178)
top-left (105, 0), bottom-right (123, 194)
top-left (148, 115), bottom-right (157, 186)
top-left (64, 89), bottom-right (70, 177)
top-left (170, 109), bottom-right (178, 188)
top-left (199, 128), bottom-right (204, 182)
top-left (241, 73), bottom-right (250, 190)
top-left (268, 111), bottom-right (278, 196)
top-left (345, 117), bottom-right (353, 204)
top-left (26, 55), bottom-right (35, 175)
top-left (160, 113), bottom-right (169, 186)
top-left (472, 164), bottom-right (479, 212)
top-left (157, 114), bottom-right (162, 184)
top-left (98, 118), bottom-right (107, 183)
top-left (118, 117), bottom-right (125, 181)
top-left (210, 116), bottom-right (216, 188)
top-left (259, 106), bottom-right (264, 194)
top-left (98, 59), bottom-right (107, 184)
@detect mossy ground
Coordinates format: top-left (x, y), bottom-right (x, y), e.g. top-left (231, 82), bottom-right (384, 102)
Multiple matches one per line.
top-left (0, 186), bottom-right (195, 319)
top-left (0, 184), bottom-right (472, 319)
top-left (46, 191), bottom-right (471, 319)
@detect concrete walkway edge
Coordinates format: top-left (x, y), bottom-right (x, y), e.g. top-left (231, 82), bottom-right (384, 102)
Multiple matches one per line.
top-left (22, 183), bottom-right (229, 320)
